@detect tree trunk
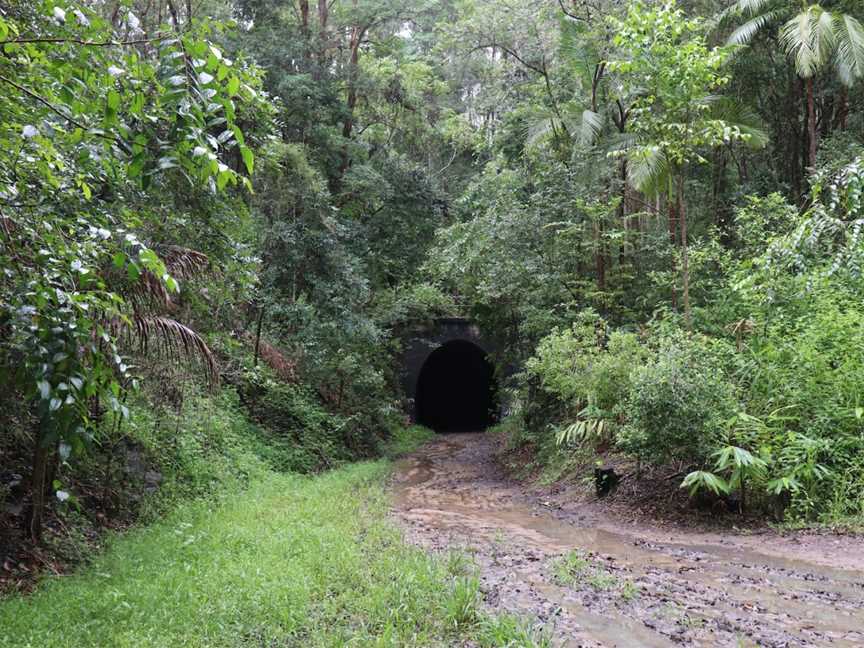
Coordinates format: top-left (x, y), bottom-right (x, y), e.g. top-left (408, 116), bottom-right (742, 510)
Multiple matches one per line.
top-left (806, 76), bottom-right (817, 169)
top-left (299, 0), bottom-right (310, 63)
top-left (315, 0), bottom-right (329, 78)
top-left (835, 86), bottom-right (849, 131)
top-left (618, 158), bottom-right (628, 266)
top-left (789, 76), bottom-right (803, 199)
top-left (253, 305), bottom-right (265, 367)
top-left (595, 220), bottom-right (606, 292)
top-left (677, 174), bottom-right (691, 331)
top-left (339, 20), bottom-right (363, 178)
top-left (667, 190), bottom-right (678, 310)
top-left (25, 430), bottom-right (51, 543)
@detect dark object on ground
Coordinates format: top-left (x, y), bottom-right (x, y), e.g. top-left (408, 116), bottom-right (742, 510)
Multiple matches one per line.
top-left (594, 467), bottom-right (620, 496)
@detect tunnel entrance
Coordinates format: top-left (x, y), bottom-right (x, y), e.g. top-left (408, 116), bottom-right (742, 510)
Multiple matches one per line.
top-left (415, 340), bottom-right (498, 433)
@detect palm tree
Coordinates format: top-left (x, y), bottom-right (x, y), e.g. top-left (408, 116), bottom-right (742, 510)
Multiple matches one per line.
top-left (723, 0), bottom-right (864, 168)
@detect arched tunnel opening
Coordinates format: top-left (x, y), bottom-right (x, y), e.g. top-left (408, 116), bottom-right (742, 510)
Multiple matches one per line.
top-left (415, 340), bottom-right (498, 433)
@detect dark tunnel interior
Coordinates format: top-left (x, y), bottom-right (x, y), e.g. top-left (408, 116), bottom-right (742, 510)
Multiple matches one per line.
top-left (415, 340), bottom-right (498, 433)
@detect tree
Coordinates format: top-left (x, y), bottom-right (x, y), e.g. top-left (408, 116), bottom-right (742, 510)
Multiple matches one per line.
top-left (609, 0), bottom-right (754, 328)
top-left (724, 0), bottom-right (864, 168)
top-left (0, 1), bottom-right (262, 541)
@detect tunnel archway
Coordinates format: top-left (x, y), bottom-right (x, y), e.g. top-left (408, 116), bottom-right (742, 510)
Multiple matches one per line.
top-left (415, 340), bottom-right (498, 433)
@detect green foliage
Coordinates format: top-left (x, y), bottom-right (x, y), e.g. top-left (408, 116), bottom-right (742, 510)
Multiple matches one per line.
top-left (373, 283), bottom-right (458, 328)
top-left (618, 333), bottom-right (737, 465)
top-left (527, 314), bottom-right (645, 416)
top-left (525, 311), bottom-right (647, 448)
top-left (0, 0), bottom-right (271, 539)
top-left (240, 367), bottom-right (358, 473)
top-left (681, 470), bottom-right (731, 497)
top-left (610, 0), bottom-right (741, 175)
top-left (119, 389), bottom-right (273, 518)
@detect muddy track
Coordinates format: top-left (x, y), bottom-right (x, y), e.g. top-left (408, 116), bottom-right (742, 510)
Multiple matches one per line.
top-left (390, 433), bottom-right (864, 647)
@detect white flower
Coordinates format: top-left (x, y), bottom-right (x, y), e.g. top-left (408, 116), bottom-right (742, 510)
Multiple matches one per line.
top-left (108, 65), bottom-right (125, 77)
top-left (22, 125), bottom-right (38, 138)
top-left (53, 6), bottom-right (66, 22)
top-left (56, 490), bottom-right (70, 502)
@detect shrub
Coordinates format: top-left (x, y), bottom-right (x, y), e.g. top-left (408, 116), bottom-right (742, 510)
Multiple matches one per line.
top-left (525, 311), bottom-right (647, 429)
top-left (739, 285), bottom-right (864, 520)
top-left (618, 332), bottom-right (737, 465)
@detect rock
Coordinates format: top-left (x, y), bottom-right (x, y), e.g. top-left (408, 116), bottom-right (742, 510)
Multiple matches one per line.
top-left (594, 467), bottom-right (620, 497)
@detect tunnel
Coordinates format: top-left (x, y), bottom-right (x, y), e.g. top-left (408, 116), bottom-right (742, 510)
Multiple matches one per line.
top-left (415, 340), bottom-right (498, 433)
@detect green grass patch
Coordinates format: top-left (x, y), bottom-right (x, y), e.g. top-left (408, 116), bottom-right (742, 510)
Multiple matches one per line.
top-left (380, 424), bottom-right (436, 459)
top-left (551, 550), bottom-right (639, 600)
top-left (0, 460), bottom-right (546, 647)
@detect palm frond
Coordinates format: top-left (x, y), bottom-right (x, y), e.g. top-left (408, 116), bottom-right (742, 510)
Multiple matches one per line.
top-left (627, 146), bottom-right (670, 197)
top-left (734, 0), bottom-right (774, 17)
top-left (113, 315), bottom-right (219, 386)
top-left (706, 96), bottom-right (770, 149)
top-left (257, 339), bottom-right (298, 383)
top-left (131, 270), bottom-right (173, 309)
top-left (834, 13), bottom-right (864, 84)
top-left (525, 117), bottom-right (558, 149)
top-left (726, 10), bottom-right (783, 46)
top-left (159, 245), bottom-right (210, 279)
top-left (781, 6), bottom-right (832, 78)
top-left (122, 246), bottom-right (209, 309)
top-left (579, 109), bottom-right (603, 146)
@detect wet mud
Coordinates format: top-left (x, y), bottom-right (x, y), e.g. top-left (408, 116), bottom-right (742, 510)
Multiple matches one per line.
top-left (390, 433), bottom-right (864, 647)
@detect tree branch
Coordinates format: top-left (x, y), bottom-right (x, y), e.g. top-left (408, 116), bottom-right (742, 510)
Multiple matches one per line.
top-left (0, 74), bottom-right (131, 154)
top-left (1, 34), bottom-right (169, 46)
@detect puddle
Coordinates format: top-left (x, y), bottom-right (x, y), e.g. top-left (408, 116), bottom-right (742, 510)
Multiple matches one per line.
top-left (391, 433), bottom-right (864, 647)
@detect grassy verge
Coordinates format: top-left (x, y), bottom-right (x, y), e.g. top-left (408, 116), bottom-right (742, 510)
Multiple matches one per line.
top-left (0, 458), bottom-right (547, 647)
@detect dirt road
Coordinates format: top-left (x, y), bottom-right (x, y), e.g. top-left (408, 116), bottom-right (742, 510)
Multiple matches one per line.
top-left (390, 433), bottom-right (864, 647)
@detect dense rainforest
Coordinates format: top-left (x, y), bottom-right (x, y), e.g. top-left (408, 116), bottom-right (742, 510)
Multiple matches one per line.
top-left (1, 0), bottom-right (864, 645)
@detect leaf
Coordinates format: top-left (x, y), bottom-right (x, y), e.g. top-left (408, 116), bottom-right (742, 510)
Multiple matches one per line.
top-left (37, 380), bottom-right (51, 400)
top-left (240, 145), bottom-right (254, 175)
top-left (59, 442), bottom-right (72, 460)
top-left (216, 169), bottom-right (231, 191)
top-left (766, 476), bottom-right (801, 495)
top-left (111, 315), bottom-right (219, 386)
top-left (681, 471), bottom-right (730, 497)
top-left (107, 90), bottom-right (121, 111)
top-left (226, 77), bottom-right (240, 96)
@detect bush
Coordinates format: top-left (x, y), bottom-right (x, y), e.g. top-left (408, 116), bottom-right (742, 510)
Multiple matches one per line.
top-left (525, 311), bottom-right (647, 448)
top-left (526, 312), bottom-right (646, 415)
top-left (241, 367), bottom-right (357, 473)
top-left (618, 333), bottom-right (737, 465)
top-left (740, 285), bottom-right (864, 520)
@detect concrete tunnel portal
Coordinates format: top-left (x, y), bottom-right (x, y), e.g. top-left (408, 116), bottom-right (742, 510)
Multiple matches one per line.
top-left (414, 339), bottom-right (499, 433)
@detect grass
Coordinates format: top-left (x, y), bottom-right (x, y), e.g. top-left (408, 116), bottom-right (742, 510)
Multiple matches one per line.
top-left (380, 424), bottom-right (437, 459)
top-left (0, 458), bottom-right (548, 647)
top-left (551, 549), bottom-right (639, 600)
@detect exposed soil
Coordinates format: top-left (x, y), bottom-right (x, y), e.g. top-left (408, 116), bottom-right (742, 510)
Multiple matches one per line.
top-left (390, 433), bottom-right (864, 647)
